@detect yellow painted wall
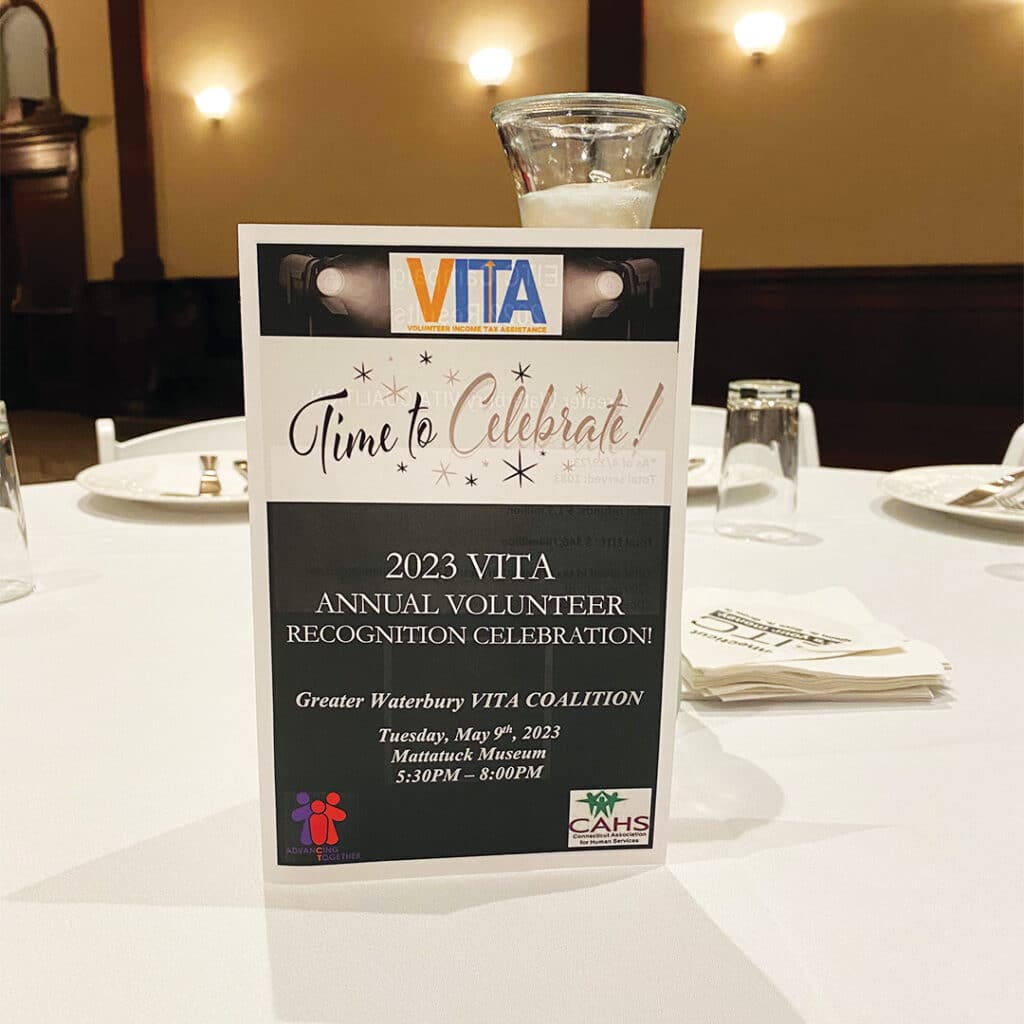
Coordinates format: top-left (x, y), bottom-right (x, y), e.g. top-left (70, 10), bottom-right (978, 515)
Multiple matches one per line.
top-left (42, 0), bottom-right (1024, 277)
top-left (647, 0), bottom-right (1024, 267)
top-left (144, 0), bottom-right (586, 278)
top-left (41, 0), bottom-right (121, 280)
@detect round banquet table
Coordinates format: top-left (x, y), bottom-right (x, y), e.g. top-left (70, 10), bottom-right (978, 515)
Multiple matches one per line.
top-left (2, 469), bottom-right (1022, 1023)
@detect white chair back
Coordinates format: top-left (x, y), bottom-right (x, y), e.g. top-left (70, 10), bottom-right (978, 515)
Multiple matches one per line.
top-left (689, 402), bottom-right (821, 467)
top-left (797, 403), bottom-right (821, 468)
top-left (1003, 424), bottom-right (1024, 466)
top-left (94, 417), bottom-right (245, 463)
top-left (689, 405), bottom-right (727, 448)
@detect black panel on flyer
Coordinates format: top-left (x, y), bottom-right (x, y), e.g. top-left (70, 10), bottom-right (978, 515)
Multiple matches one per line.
top-left (257, 243), bottom-right (683, 341)
top-left (267, 502), bottom-right (669, 866)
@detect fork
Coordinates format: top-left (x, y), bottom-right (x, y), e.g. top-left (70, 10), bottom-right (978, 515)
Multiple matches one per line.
top-left (947, 468), bottom-right (1024, 507)
top-left (198, 454), bottom-right (222, 496)
top-left (995, 491), bottom-right (1024, 512)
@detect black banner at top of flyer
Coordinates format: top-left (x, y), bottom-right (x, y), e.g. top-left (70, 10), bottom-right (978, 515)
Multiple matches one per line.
top-left (257, 243), bottom-right (684, 341)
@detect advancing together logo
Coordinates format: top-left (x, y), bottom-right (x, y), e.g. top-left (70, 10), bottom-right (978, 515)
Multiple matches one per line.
top-left (286, 791), bottom-right (360, 863)
top-left (567, 788), bottom-right (652, 849)
top-left (292, 791), bottom-right (346, 845)
top-left (389, 252), bottom-right (563, 335)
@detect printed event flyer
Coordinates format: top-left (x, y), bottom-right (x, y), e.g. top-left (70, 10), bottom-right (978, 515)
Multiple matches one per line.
top-left (238, 225), bottom-right (701, 881)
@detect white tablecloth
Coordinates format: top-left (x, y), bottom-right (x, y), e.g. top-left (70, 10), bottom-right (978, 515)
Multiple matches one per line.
top-left (2, 470), bottom-right (1022, 1023)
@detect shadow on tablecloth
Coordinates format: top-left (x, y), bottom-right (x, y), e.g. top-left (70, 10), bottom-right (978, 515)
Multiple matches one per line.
top-left (8, 713), bottom-right (858, 1021)
top-left (76, 493), bottom-right (249, 526)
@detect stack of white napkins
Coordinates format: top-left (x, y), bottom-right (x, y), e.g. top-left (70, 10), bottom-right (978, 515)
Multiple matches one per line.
top-left (680, 587), bottom-right (950, 703)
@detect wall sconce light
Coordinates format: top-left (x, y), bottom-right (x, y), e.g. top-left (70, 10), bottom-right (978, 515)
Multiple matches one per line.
top-left (468, 47), bottom-right (514, 87)
top-left (734, 12), bottom-right (786, 61)
top-left (194, 86), bottom-right (233, 120)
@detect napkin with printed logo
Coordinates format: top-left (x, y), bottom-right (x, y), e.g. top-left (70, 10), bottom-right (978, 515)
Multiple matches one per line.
top-left (680, 587), bottom-right (950, 702)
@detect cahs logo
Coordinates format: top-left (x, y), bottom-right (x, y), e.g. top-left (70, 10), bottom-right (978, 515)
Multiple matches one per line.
top-left (567, 788), bottom-right (652, 849)
top-left (390, 252), bottom-right (563, 335)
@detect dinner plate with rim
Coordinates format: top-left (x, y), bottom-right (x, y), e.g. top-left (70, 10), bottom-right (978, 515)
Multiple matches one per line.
top-left (76, 450), bottom-right (248, 510)
top-left (879, 464), bottom-right (1024, 531)
top-left (687, 445), bottom-right (774, 494)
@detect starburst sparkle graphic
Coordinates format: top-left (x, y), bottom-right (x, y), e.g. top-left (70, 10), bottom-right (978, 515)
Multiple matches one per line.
top-left (381, 375), bottom-right (408, 404)
top-left (434, 462), bottom-right (456, 486)
top-left (502, 451), bottom-right (537, 488)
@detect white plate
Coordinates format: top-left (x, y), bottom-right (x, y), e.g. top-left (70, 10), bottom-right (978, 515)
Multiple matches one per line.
top-left (879, 464), bottom-right (1024, 531)
top-left (687, 446), bottom-right (774, 494)
top-left (76, 451), bottom-right (248, 509)
top-left (688, 445), bottom-right (722, 493)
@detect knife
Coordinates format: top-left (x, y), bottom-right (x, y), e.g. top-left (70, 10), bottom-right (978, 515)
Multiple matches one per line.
top-left (947, 468), bottom-right (1024, 507)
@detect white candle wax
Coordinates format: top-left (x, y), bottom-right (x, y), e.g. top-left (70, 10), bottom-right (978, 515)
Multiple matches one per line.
top-left (517, 180), bottom-right (659, 228)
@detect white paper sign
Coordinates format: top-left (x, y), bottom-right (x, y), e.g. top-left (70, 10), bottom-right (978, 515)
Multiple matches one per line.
top-left (240, 225), bottom-right (701, 882)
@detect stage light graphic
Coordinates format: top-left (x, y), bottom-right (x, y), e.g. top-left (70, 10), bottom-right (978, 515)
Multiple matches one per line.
top-left (279, 254), bottom-right (389, 332)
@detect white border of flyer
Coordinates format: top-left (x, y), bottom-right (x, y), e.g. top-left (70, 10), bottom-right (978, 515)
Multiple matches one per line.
top-left (239, 225), bottom-right (701, 882)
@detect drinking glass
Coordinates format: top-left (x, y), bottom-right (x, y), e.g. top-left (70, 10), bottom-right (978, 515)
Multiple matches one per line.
top-left (0, 401), bottom-right (33, 602)
top-left (491, 92), bottom-right (686, 227)
top-left (714, 380), bottom-right (800, 542)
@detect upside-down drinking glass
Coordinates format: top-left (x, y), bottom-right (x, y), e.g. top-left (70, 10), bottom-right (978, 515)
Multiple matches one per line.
top-left (715, 380), bottom-right (801, 542)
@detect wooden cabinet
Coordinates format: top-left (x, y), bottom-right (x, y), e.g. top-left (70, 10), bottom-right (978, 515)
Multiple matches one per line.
top-left (1, 113), bottom-right (88, 313)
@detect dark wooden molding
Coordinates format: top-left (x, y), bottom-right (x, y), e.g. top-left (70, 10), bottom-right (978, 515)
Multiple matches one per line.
top-left (588, 0), bottom-right (644, 94)
top-left (0, 113), bottom-right (88, 173)
top-left (107, 0), bottom-right (163, 281)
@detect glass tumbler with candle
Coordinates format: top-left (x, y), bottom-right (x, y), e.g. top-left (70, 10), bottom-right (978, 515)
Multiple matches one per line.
top-left (715, 380), bottom-right (801, 542)
top-left (491, 93), bottom-right (686, 227)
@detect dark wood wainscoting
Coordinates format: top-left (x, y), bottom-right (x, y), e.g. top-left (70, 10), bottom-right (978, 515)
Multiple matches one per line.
top-left (2, 276), bottom-right (243, 420)
top-left (696, 265), bottom-right (1023, 468)
top-left (2, 264), bottom-right (1020, 472)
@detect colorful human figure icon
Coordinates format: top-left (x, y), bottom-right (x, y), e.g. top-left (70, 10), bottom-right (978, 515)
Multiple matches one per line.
top-left (291, 791), bottom-right (312, 844)
top-left (308, 791), bottom-right (347, 845)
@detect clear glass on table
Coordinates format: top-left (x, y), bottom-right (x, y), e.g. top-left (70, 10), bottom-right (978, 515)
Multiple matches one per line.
top-left (714, 379), bottom-right (800, 542)
top-left (0, 401), bottom-right (33, 603)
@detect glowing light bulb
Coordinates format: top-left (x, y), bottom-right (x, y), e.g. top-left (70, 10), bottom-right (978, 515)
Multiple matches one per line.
top-left (194, 86), bottom-right (233, 119)
top-left (468, 48), bottom-right (513, 87)
top-left (316, 267), bottom-right (346, 296)
top-left (734, 12), bottom-right (787, 57)
top-left (595, 271), bottom-right (624, 300)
